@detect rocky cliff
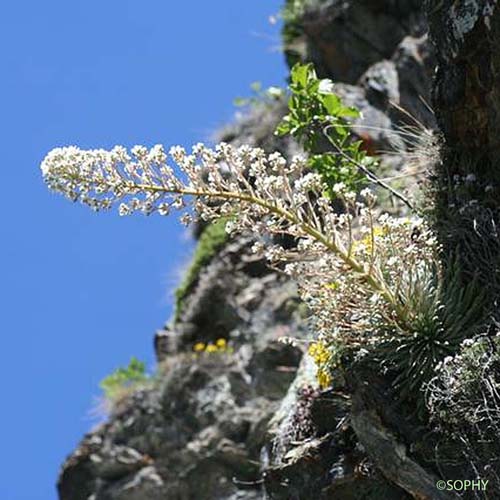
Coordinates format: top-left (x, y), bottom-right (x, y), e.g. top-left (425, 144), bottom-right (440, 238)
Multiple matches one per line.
top-left (57, 2), bottom-right (444, 499)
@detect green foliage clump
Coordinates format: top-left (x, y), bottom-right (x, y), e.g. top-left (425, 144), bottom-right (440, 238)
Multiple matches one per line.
top-left (282, 0), bottom-right (330, 20)
top-left (428, 335), bottom-right (500, 429)
top-left (378, 259), bottom-right (486, 406)
top-left (100, 357), bottom-right (149, 401)
top-left (282, 0), bottom-right (310, 21)
top-left (174, 218), bottom-right (230, 319)
top-left (276, 63), bottom-right (375, 195)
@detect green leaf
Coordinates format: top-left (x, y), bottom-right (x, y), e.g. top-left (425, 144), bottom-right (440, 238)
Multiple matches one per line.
top-left (339, 106), bottom-right (360, 119)
top-left (276, 61), bottom-right (374, 192)
top-left (275, 118), bottom-right (292, 136)
top-left (319, 93), bottom-right (341, 115)
top-left (291, 63), bottom-right (312, 88)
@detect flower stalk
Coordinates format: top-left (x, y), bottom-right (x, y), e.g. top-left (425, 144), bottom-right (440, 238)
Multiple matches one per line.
top-left (41, 142), bottom-right (432, 339)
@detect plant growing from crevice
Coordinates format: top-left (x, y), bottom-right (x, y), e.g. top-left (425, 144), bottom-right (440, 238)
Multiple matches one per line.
top-left (192, 338), bottom-right (233, 355)
top-left (40, 141), bottom-right (444, 406)
top-left (426, 335), bottom-right (500, 491)
top-left (40, 73), bottom-right (483, 411)
top-left (276, 63), bottom-right (369, 194)
top-left (100, 357), bottom-right (150, 403)
top-left (282, 0), bottom-right (322, 23)
top-left (276, 63), bottom-right (413, 209)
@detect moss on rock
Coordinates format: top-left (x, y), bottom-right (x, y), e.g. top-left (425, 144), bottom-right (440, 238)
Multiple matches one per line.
top-left (174, 218), bottom-right (230, 320)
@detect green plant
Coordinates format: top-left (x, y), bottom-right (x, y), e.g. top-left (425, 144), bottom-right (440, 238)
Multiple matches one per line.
top-left (100, 357), bottom-right (149, 401)
top-left (233, 81), bottom-right (285, 108)
top-left (276, 63), bottom-right (374, 194)
top-left (41, 144), bottom-right (414, 326)
top-left (378, 258), bottom-right (486, 406)
top-left (174, 217), bottom-right (230, 320)
top-left (282, 0), bottom-right (316, 22)
top-left (40, 73), bottom-right (448, 413)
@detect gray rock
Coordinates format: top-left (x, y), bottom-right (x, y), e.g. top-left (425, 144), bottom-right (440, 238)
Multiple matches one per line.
top-left (285, 0), bottom-right (427, 84)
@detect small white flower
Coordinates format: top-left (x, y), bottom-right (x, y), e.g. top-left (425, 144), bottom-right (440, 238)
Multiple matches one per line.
top-left (318, 78), bottom-right (335, 94)
top-left (131, 145), bottom-right (148, 159)
top-left (225, 220), bottom-right (237, 234)
top-left (180, 214), bottom-right (192, 226)
top-left (158, 203), bottom-right (170, 216)
top-left (277, 336), bottom-right (299, 347)
top-left (333, 182), bottom-right (346, 194)
top-left (251, 241), bottom-right (264, 254)
top-left (119, 203), bottom-right (130, 216)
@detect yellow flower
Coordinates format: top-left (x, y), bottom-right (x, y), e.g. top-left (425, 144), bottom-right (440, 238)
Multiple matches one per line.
top-left (309, 341), bottom-right (333, 388)
top-left (352, 225), bottom-right (388, 254)
top-left (193, 342), bottom-right (206, 352)
top-left (317, 369), bottom-right (332, 389)
top-left (205, 344), bottom-right (218, 353)
top-left (308, 341), bottom-right (330, 364)
top-left (323, 282), bottom-right (338, 290)
top-left (361, 226), bottom-right (387, 252)
top-left (216, 338), bottom-right (227, 349)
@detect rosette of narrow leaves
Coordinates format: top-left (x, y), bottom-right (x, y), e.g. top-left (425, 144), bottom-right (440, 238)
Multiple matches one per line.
top-left (378, 258), bottom-right (487, 406)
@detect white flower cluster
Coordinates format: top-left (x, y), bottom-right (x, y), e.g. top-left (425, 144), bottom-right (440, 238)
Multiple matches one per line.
top-left (41, 144), bottom-right (180, 214)
top-left (283, 207), bottom-right (437, 344)
top-left (41, 142), bottom-right (437, 344)
top-left (427, 334), bottom-right (500, 428)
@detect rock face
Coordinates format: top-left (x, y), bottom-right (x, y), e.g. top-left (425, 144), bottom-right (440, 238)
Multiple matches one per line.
top-left (283, 0), bottom-right (435, 128)
top-left (58, 2), bottom-right (442, 499)
top-left (59, 237), bottom-right (310, 500)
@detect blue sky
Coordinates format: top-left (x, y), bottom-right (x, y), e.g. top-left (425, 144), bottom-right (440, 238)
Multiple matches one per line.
top-left (0, 2), bottom-right (286, 498)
